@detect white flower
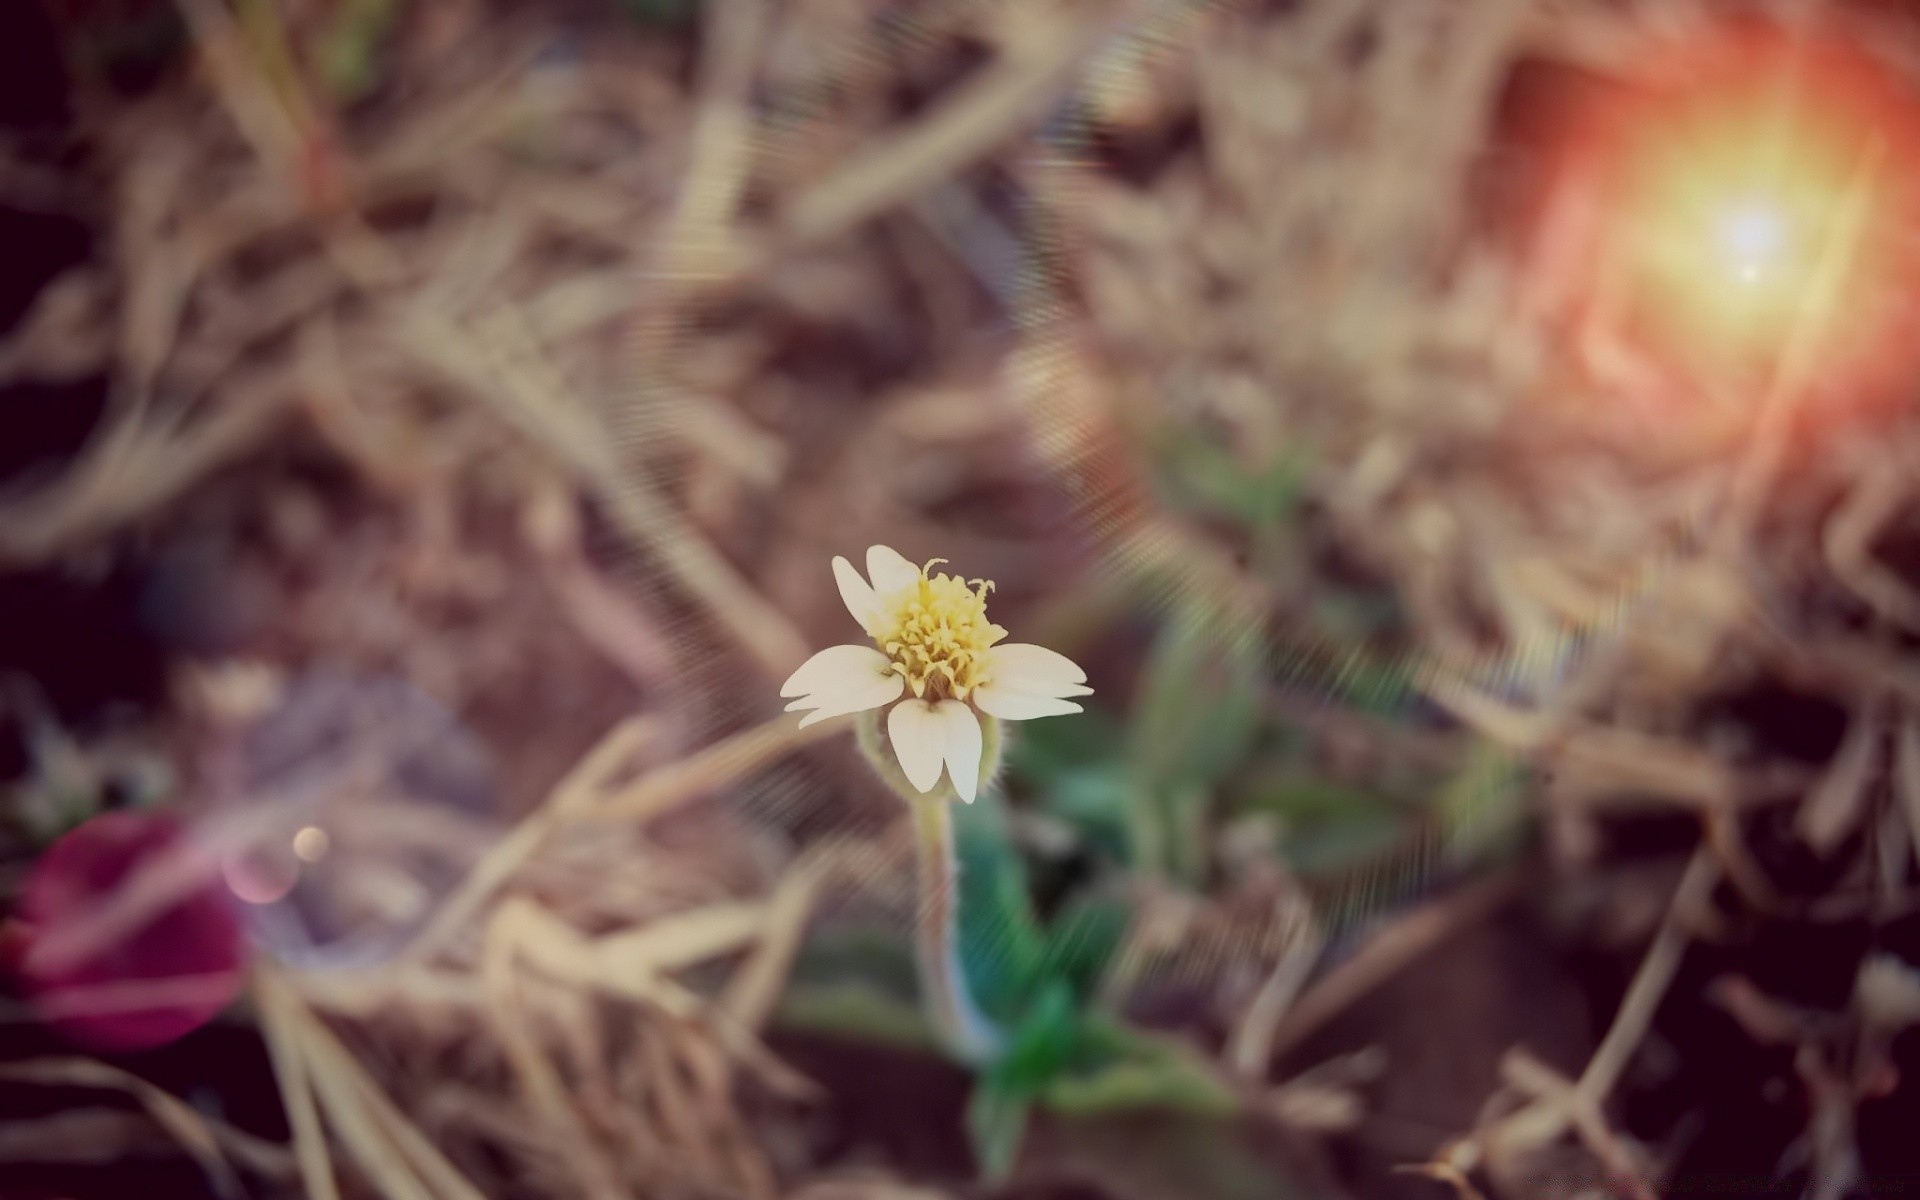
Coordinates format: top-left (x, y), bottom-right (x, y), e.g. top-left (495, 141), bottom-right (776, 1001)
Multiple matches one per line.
top-left (781, 545), bottom-right (1091, 802)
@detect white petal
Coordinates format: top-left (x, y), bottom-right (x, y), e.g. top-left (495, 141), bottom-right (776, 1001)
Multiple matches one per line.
top-left (833, 555), bottom-right (880, 629)
top-left (866, 544), bottom-right (922, 601)
top-left (792, 672), bottom-right (903, 728)
top-left (972, 684), bottom-right (1084, 721)
top-left (984, 643), bottom-right (1088, 694)
top-left (781, 644), bottom-right (892, 698)
top-left (887, 699), bottom-right (948, 794)
top-left (935, 700), bottom-right (983, 802)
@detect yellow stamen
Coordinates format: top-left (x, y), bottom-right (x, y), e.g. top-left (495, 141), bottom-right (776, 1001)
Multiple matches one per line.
top-left (872, 563), bottom-right (1005, 702)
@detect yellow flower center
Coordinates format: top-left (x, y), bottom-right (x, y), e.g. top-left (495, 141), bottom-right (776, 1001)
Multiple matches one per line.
top-left (872, 559), bottom-right (1006, 702)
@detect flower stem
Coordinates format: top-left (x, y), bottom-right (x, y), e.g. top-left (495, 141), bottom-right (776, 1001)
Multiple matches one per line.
top-left (856, 709), bottom-right (1004, 1064)
top-left (907, 790), bottom-right (1003, 1063)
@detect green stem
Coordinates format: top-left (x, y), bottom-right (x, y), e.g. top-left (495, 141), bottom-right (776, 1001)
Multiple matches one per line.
top-left (856, 709), bottom-right (1004, 1064)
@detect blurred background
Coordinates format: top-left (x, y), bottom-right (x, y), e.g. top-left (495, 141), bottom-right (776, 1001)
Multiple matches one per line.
top-left (6, 1), bottom-right (1920, 1198)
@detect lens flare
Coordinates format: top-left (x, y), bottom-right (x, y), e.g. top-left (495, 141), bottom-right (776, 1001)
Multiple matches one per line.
top-left (1552, 27), bottom-right (1920, 400)
top-left (212, 670), bottom-right (504, 971)
top-left (14, 813), bottom-right (245, 1051)
top-left (1718, 201), bottom-right (1786, 281)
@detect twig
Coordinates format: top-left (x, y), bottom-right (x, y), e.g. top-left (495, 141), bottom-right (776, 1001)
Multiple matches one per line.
top-left (401, 711), bottom-right (841, 965)
top-left (1227, 898), bottom-right (1323, 1078)
top-left (1499, 1049), bottom-right (1656, 1200)
top-left (396, 716), bottom-right (663, 964)
top-left (399, 304), bottom-right (811, 680)
top-left (0, 1058), bottom-right (288, 1195)
top-left (0, 387), bottom-right (296, 565)
top-left (1575, 848), bottom-right (1717, 1105)
top-left (273, 970), bottom-right (489, 1200)
top-left (586, 710), bottom-right (851, 823)
top-left (1261, 869), bottom-right (1522, 1065)
top-left (782, 0), bottom-right (1160, 248)
top-left (1824, 455), bottom-right (1920, 633)
top-left (480, 903), bottom-right (628, 1200)
top-left (642, 0), bottom-right (769, 288)
top-left (171, 0), bottom-right (309, 178)
top-left (719, 844), bottom-right (838, 1031)
top-left (1467, 848), bottom-right (1719, 1197)
top-left (256, 970), bottom-right (342, 1200)
top-left (1426, 677), bottom-right (1740, 807)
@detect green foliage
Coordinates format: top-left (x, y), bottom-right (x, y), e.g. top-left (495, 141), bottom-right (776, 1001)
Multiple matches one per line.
top-left (965, 1079), bottom-right (1033, 1182)
top-left (1039, 1023), bottom-right (1235, 1117)
top-left (615, 0), bottom-right (703, 27)
top-left (1008, 618), bottom-right (1266, 882)
top-left (774, 979), bottom-right (936, 1054)
top-left (988, 979), bottom-right (1081, 1094)
top-left (966, 977), bottom-right (1235, 1180)
top-left (1033, 895), bottom-right (1130, 1003)
top-left (3, 720), bottom-right (173, 846)
top-left (319, 0), bottom-right (404, 102)
top-left (1433, 738), bottom-right (1528, 868)
top-left (946, 793), bottom-right (1236, 1179)
top-left (1130, 618), bottom-right (1263, 793)
top-left (1126, 618), bottom-right (1264, 881)
top-left (1233, 771), bottom-right (1410, 880)
top-left (1007, 706), bottom-right (1127, 788)
top-left (783, 433), bottom-right (1535, 1185)
top-left (951, 796), bottom-right (1129, 1022)
top-left (1157, 429), bottom-right (1309, 535)
top-left (1008, 711), bottom-right (1134, 861)
top-left (951, 796), bottom-right (1050, 1023)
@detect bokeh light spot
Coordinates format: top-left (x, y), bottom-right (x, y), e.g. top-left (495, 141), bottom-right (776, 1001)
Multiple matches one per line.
top-left (1718, 201), bottom-right (1787, 281)
top-left (15, 812), bottom-right (244, 1051)
top-left (292, 824), bottom-right (331, 863)
top-left (222, 843), bottom-right (300, 906)
top-left (212, 670), bottom-right (504, 971)
top-left (1544, 27), bottom-right (1920, 400)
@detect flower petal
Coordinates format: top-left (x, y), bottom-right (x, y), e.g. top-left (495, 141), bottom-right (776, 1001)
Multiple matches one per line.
top-left (935, 700), bottom-right (983, 802)
top-left (866, 544), bottom-right (922, 602)
top-left (972, 684), bottom-right (1084, 721)
top-left (833, 556), bottom-right (881, 629)
top-left (781, 644), bottom-right (892, 698)
top-left (984, 643), bottom-right (1088, 694)
top-left (792, 672), bottom-right (903, 728)
top-left (888, 699), bottom-right (948, 793)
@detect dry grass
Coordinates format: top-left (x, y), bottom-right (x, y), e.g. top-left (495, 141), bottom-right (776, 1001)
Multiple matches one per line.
top-left (13, 0), bottom-right (1920, 1196)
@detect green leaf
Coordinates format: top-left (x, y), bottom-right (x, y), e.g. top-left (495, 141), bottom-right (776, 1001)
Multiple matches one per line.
top-left (1025, 1016), bottom-right (1236, 1116)
top-left (1433, 739), bottom-right (1528, 868)
top-left (1036, 895), bottom-right (1132, 1004)
top-left (773, 981), bottom-right (936, 1053)
top-left (966, 1084), bottom-right (1032, 1182)
top-left (1125, 620), bottom-right (1264, 879)
top-left (953, 797), bottom-right (1050, 1018)
top-left (988, 980), bottom-right (1081, 1095)
top-left (318, 0), bottom-right (402, 101)
top-left (1043, 1042), bottom-right (1237, 1116)
top-left (1129, 620), bottom-right (1263, 792)
top-left (1009, 708), bottom-right (1127, 788)
top-left (1038, 762), bottom-right (1137, 861)
top-left (1234, 774), bottom-right (1411, 880)
top-left (1157, 429), bottom-right (1308, 532)
top-left (785, 923), bottom-right (919, 999)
